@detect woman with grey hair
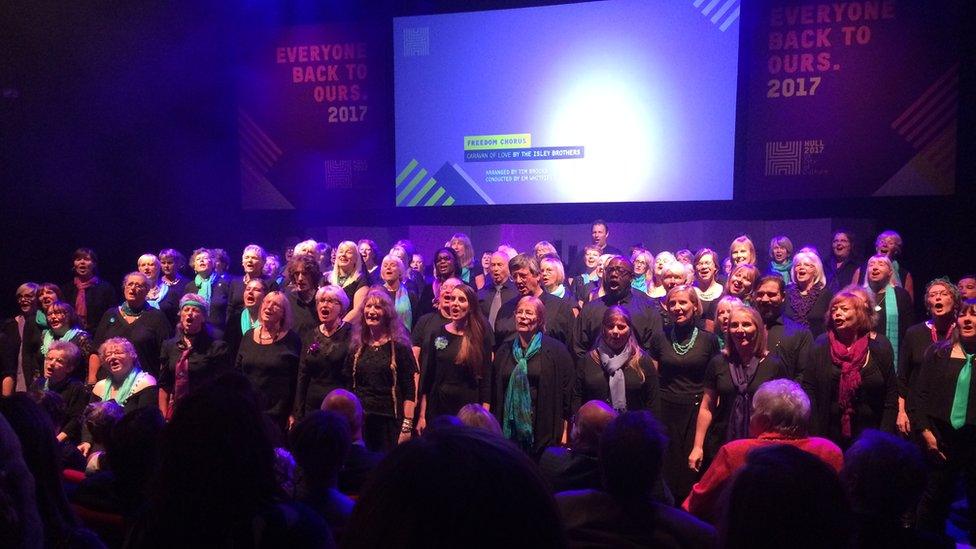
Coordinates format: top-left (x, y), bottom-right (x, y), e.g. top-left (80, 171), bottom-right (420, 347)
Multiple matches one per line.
top-left (291, 285), bottom-right (353, 425)
top-left (92, 272), bottom-right (172, 383)
top-left (864, 254), bottom-right (914, 365)
top-left (682, 378), bottom-right (844, 523)
top-left (784, 250), bottom-right (834, 337)
top-left (90, 337), bottom-right (158, 414)
top-left (228, 244), bottom-right (269, 321)
top-left (182, 248), bottom-right (231, 340)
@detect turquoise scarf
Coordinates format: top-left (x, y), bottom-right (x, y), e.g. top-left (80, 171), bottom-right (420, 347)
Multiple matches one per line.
top-left (581, 273), bottom-right (596, 285)
top-left (40, 328), bottom-right (80, 357)
top-left (36, 309), bottom-right (48, 329)
top-left (147, 282), bottom-right (169, 309)
top-left (771, 260), bottom-right (793, 284)
top-left (951, 352), bottom-right (975, 429)
top-left (631, 274), bottom-right (647, 294)
top-left (550, 284), bottom-right (566, 299)
top-left (102, 367), bottom-right (142, 405)
top-left (194, 273), bottom-right (215, 302)
top-left (883, 285), bottom-right (899, 370)
top-left (393, 285), bottom-right (412, 331)
top-left (504, 332), bottom-right (542, 450)
top-left (460, 266), bottom-right (471, 284)
top-left (240, 308), bottom-right (261, 335)
top-left (891, 260), bottom-right (903, 287)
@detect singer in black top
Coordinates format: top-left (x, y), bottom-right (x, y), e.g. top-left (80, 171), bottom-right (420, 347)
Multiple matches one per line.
top-left (93, 272), bottom-right (172, 381)
top-left (292, 285), bottom-right (353, 421)
top-left (182, 248), bottom-right (231, 340)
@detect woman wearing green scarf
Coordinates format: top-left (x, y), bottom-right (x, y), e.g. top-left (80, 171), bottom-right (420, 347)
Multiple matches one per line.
top-left (865, 254), bottom-right (914, 370)
top-left (90, 337), bottom-right (158, 413)
top-left (37, 301), bottom-right (96, 385)
top-left (630, 249), bottom-right (654, 296)
top-left (183, 248), bottom-right (230, 340)
top-left (911, 298), bottom-right (976, 540)
top-left (540, 255), bottom-right (576, 312)
top-left (766, 236), bottom-right (794, 284)
top-left (492, 295), bottom-right (573, 458)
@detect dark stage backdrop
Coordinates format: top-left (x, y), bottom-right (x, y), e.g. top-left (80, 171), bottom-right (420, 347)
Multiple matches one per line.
top-left (0, 0), bottom-right (973, 319)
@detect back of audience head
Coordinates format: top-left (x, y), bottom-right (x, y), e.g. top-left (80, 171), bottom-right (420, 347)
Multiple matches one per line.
top-left (456, 404), bottom-right (502, 435)
top-left (749, 378), bottom-right (810, 438)
top-left (321, 389), bottom-right (364, 442)
top-left (343, 427), bottom-right (565, 548)
top-left (599, 410), bottom-right (667, 505)
top-left (841, 429), bottom-right (926, 520)
top-left (719, 444), bottom-right (851, 549)
top-left (84, 400), bottom-right (125, 446)
top-left (28, 389), bottom-right (67, 435)
top-left (289, 410), bottom-right (351, 488)
top-left (107, 407), bottom-right (164, 504)
top-left (572, 400), bottom-right (617, 453)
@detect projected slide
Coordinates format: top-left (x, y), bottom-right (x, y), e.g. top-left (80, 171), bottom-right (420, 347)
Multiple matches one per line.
top-left (393, 0), bottom-right (740, 206)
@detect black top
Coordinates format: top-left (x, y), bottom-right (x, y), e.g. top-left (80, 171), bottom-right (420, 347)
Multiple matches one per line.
top-left (157, 330), bottom-right (230, 395)
top-left (236, 329), bottom-right (302, 427)
top-left (411, 312), bottom-right (450, 349)
top-left (704, 352), bottom-right (788, 448)
top-left (0, 315), bottom-right (42, 385)
top-left (651, 325), bottom-right (721, 402)
top-left (34, 329), bottom-right (95, 383)
top-left (898, 322), bottom-right (942, 399)
top-left (94, 307), bottom-right (172, 378)
top-left (183, 277), bottom-right (231, 336)
top-left (574, 289), bottom-right (664, 358)
top-left (227, 276), bottom-right (277, 320)
top-left (910, 349), bottom-right (976, 438)
top-left (294, 322), bottom-right (352, 418)
top-left (783, 284), bottom-right (834, 337)
top-left (345, 340), bottom-right (417, 419)
top-left (493, 292), bottom-right (575, 351)
top-left (765, 314), bottom-right (813, 380)
top-left (874, 286), bottom-right (915, 347)
top-left (568, 244), bottom-right (623, 277)
top-left (538, 447), bottom-right (601, 493)
top-left (90, 371), bottom-right (158, 417)
top-left (31, 376), bottom-right (89, 443)
top-left (570, 277), bottom-right (600, 307)
top-left (62, 278), bottom-right (117, 331)
top-left (825, 258), bottom-right (859, 293)
top-left (286, 290), bottom-right (319, 341)
top-left (803, 334), bottom-right (898, 444)
top-left (337, 277), bottom-right (369, 310)
top-left (573, 352), bottom-right (659, 416)
top-left (149, 283), bottom-right (183, 330)
top-left (492, 334), bottom-right (574, 457)
top-left (338, 443), bottom-right (384, 495)
top-left (419, 326), bottom-right (492, 419)
top-left (476, 280), bottom-right (519, 320)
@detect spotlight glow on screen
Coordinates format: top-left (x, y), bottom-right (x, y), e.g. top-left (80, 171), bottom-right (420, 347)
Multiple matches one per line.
top-left (394, 0), bottom-right (740, 206)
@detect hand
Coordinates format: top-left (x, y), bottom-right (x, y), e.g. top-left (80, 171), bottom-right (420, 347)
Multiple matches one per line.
top-left (288, 415), bottom-right (297, 430)
top-left (688, 447), bottom-right (704, 472)
top-left (415, 416), bottom-right (427, 435)
top-left (77, 442), bottom-right (92, 457)
top-left (921, 430), bottom-right (946, 464)
top-left (397, 430), bottom-right (413, 445)
top-left (896, 411), bottom-right (911, 435)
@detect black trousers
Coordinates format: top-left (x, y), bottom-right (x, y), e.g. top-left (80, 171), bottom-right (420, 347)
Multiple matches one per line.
top-left (660, 394), bottom-right (703, 503)
top-left (917, 423), bottom-right (976, 539)
top-left (363, 414), bottom-right (399, 453)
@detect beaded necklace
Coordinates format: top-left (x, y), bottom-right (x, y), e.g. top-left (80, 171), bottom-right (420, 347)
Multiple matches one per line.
top-left (672, 326), bottom-right (700, 356)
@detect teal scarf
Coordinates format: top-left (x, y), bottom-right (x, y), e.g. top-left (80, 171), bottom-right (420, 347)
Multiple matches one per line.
top-left (883, 285), bottom-right (899, 370)
top-left (240, 308), bottom-right (261, 335)
top-left (460, 266), bottom-right (471, 284)
top-left (36, 309), bottom-right (48, 329)
top-left (393, 285), bottom-right (412, 331)
top-left (581, 273), bottom-right (596, 285)
top-left (771, 260), bottom-right (793, 284)
top-left (194, 273), bottom-right (215, 302)
top-left (550, 284), bottom-right (566, 299)
top-left (102, 367), bottom-right (142, 406)
top-left (147, 282), bottom-right (169, 309)
top-left (40, 328), bottom-right (80, 357)
top-left (631, 274), bottom-right (647, 294)
top-left (504, 332), bottom-right (542, 450)
top-left (891, 260), bottom-right (903, 287)
top-left (951, 352), bottom-right (975, 429)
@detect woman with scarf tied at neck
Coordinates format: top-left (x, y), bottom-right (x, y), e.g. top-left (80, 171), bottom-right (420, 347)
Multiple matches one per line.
top-left (767, 236), bottom-right (794, 284)
top-left (37, 301), bottom-right (96, 385)
top-left (36, 283), bottom-right (63, 329)
top-left (861, 230), bottom-right (915, 302)
top-left (896, 278), bottom-right (959, 436)
top-left (183, 248), bottom-right (231, 340)
top-left (492, 295), bottom-right (573, 458)
top-left (540, 255), bottom-right (577, 313)
top-left (652, 285), bottom-right (721, 500)
top-left (784, 250), bottom-right (834, 337)
top-left (694, 248), bottom-right (725, 331)
top-left (139, 253), bottom-right (180, 328)
top-left (62, 248), bottom-right (117, 331)
top-left (158, 294), bottom-right (229, 420)
top-left (689, 305), bottom-right (787, 474)
top-left (864, 254), bottom-right (914, 369)
top-left (911, 298), bottom-right (976, 540)
top-left (629, 249), bottom-right (653, 296)
top-left (803, 286), bottom-right (897, 448)
top-left (449, 233), bottom-right (485, 290)
top-left (378, 254), bottom-right (419, 331)
top-left (574, 306), bottom-right (659, 415)
top-left (92, 272), bottom-right (172, 384)
top-left (329, 240), bottom-right (371, 323)
top-left (90, 337), bottom-right (158, 413)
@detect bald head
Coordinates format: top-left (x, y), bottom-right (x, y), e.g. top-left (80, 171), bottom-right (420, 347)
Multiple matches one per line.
top-left (572, 400), bottom-right (618, 452)
top-left (321, 389), bottom-right (364, 440)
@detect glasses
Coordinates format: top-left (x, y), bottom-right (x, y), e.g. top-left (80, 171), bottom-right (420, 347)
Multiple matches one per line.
top-left (125, 282), bottom-right (147, 290)
top-left (606, 266), bottom-right (632, 275)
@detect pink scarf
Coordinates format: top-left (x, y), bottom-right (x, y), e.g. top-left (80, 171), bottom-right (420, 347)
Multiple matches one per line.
top-left (830, 330), bottom-right (870, 438)
top-left (73, 276), bottom-right (98, 326)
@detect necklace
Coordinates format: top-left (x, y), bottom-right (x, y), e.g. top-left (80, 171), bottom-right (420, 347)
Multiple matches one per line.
top-left (120, 303), bottom-right (146, 318)
top-left (259, 325), bottom-right (280, 342)
top-left (672, 327), bottom-right (699, 356)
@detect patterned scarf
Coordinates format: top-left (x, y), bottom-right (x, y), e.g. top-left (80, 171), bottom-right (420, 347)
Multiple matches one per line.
top-left (147, 282), bottom-right (169, 309)
top-left (631, 274), bottom-right (647, 294)
top-left (73, 276), bottom-right (97, 326)
top-left (40, 328), bottom-right (80, 357)
top-left (728, 357), bottom-right (760, 441)
top-left (393, 285), bottom-right (413, 331)
top-left (771, 260), bottom-right (793, 284)
top-left (504, 332), bottom-right (542, 450)
top-left (787, 284), bottom-right (823, 328)
top-left (830, 330), bottom-right (870, 438)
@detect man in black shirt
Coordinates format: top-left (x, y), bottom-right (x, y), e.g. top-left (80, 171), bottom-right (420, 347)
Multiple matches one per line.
top-left (477, 252), bottom-right (517, 328)
top-left (754, 276), bottom-right (813, 381)
top-left (569, 219), bottom-right (624, 278)
top-left (493, 254), bottom-right (574, 350)
top-left (574, 256), bottom-right (662, 357)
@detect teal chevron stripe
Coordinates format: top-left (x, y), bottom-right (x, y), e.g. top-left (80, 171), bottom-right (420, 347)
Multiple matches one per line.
top-left (396, 159), bottom-right (419, 187)
top-left (407, 178), bottom-right (437, 206)
top-left (424, 187), bottom-right (446, 206)
top-left (396, 169), bottom-right (427, 205)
